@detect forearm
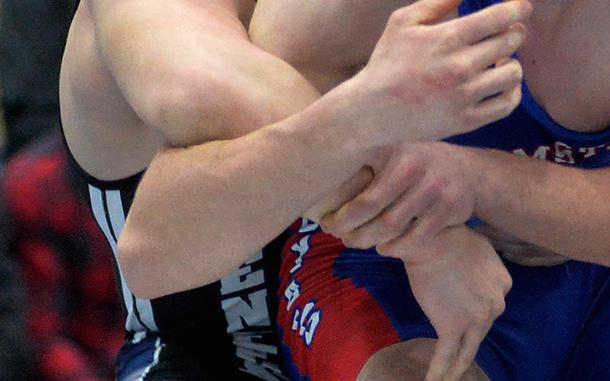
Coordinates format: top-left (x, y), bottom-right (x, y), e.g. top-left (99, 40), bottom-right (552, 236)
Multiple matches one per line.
top-left (471, 148), bottom-right (610, 265)
top-left (121, 83), bottom-right (380, 298)
top-left (89, 0), bottom-right (377, 297)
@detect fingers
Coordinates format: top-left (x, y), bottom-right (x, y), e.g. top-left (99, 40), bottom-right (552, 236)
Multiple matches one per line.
top-left (321, 155), bottom-right (424, 237)
top-left (340, 183), bottom-right (435, 248)
top-left (401, 0), bottom-right (463, 26)
top-left (425, 335), bottom-right (461, 381)
top-left (444, 325), bottom-right (489, 381)
top-left (446, 0), bottom-right (532, 46)
top-left (461, 58), bottom-right (523, 103)
top-left (464, 83), bottom-right (522, 128)
top-left (410, 203), bottom-right (453, 243)
top-left (459, 24), bottom-right (526, 75)
top-left (304, 167), bottom-right (374, 222)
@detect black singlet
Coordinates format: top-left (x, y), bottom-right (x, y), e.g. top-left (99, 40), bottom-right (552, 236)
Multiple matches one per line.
top-left (62, 125), bottom-right (289, 380)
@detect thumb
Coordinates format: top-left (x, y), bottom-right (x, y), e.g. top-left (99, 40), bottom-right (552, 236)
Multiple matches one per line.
top-left (405, 0), bottom-right (463, 25)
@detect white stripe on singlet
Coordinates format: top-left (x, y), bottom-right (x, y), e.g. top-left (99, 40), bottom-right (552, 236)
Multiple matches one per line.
top-left (136, 337), bottom-right (164, 381)
top-left (105, 190), bottom-right (159, 332)
top-left (88, 185), bottom-right (158, 332)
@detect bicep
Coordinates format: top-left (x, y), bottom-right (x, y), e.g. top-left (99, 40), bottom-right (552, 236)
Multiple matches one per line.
top-left (89, 0), bottom-right (318, 146)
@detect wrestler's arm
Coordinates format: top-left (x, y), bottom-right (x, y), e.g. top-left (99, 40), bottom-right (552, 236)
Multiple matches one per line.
top-left (470, 149), bottom-right (610, 266)
top-left (91, 0), bottom-right (527, 298)
top-left (90, 0), bottom-right (381, 297)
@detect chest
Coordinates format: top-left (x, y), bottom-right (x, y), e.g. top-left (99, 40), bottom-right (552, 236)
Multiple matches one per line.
top-left (518, 1), bottom-right (610, 132)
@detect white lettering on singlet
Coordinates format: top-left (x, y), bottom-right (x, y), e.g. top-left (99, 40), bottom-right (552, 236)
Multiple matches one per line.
top-left (532, 145), bottom-right (551, 160)
top-left (235, 332), bottom-right (287, 381)
top-left (554, 141), bottom-right (576, 164)
top-left (289, 236), bottom-right (310, 274)
top-left (221, 289), bottom-right (271, 332)
top-left (513, 145), bottom-right (551, 160)
top-left (220, 251), bottom-right (285, 380)
top-left (513, 142), bottom-right (610, 164)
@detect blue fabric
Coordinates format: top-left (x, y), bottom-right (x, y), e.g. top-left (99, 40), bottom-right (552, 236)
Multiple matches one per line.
top-left (278, 327), bottom-right (313, 381)
top-left (116, 336), bottom-right (158, 381)
top-left (333, 248), bottom-right (610, 381)
top-left (450, 0), bottom-right (610, 169)
top-left (327, 3), bottom-right (610, 377)
top-left (562, 272), bottom-right (610, 380)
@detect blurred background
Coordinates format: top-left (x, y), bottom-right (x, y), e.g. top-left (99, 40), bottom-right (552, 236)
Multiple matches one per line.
top-left (0, 1), bottom-right (123, 380)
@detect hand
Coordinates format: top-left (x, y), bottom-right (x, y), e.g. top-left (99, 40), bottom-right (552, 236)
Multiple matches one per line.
top-left (340, 0), bottom-right (531, 145)
top-left (304, 146), bottom-right (392, 222)
top-left (380, 226), bottom-right (512, 381)
top-left (321, 143), bottom-right (479, 249)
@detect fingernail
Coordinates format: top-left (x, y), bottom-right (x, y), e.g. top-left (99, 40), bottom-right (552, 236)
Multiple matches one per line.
top-left (509, 30), bottom-right (524, 47)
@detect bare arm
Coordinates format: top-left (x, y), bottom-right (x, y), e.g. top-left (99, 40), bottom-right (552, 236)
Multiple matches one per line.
top-left (323, 141), bottom-right (610, 267)
top-left (472, 149), bottom-right (610, 266)
top-left (89, 0), bottom-right (382, 297)
top-left (89, 0), bottom-right (529, 298)
top-left (90, 0), bottom-right (320, 146)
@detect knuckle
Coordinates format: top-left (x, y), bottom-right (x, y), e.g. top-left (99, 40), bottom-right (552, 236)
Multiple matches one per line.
top-left (492, 299), bottom-right (506, 316)
top-left (439, 189), bottom-right (459, 209)
top-left (456, 83), bottom-right (475, 102)
top-left (460, 107), bottom-right (479, 130)
top-left (424, 60), bottom-right (469, 92)
top-left (446, 59), bottom-right (471, 83)
top-left (389, 8), bottom-right (410, 27)
top-left (400, 156), bottom-right (425, 179)
top-left (440, 27), bottom-right (461, 49)
top-left (381, 212), bottom-right (404, 232)
top-left (472, 309), bottom-right (492, 325)
top-left (404, 25), bottom-right (429, 41)
top-left (426, 177), bottom-right (447, 197)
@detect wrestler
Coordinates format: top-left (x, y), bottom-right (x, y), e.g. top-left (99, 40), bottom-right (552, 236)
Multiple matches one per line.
top-left (60, 0), bottom-right (528, 378)
top-left (253, 0), bottom-right (610, 380)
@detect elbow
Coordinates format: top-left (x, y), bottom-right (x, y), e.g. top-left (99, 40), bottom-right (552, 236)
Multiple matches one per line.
top-left (117, 227), bottom-right (222, 299)
top-left (117, 231), bottom-right (170, 300)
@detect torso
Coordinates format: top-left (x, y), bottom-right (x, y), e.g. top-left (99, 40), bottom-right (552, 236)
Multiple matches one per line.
top-left (281, 0), bottom-right (610, 265)
top-left (451, 0), bottom-right (610, 265)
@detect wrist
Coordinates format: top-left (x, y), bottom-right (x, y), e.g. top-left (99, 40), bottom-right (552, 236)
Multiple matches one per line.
top-left (281, 78), bottom-right (383, 159)
top-left (466, 148), bottom-right (499, 220)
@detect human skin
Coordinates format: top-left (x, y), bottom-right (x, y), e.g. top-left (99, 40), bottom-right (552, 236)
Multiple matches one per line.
top-left (61, 0), bottom-right (528, 299)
